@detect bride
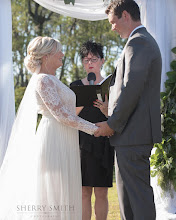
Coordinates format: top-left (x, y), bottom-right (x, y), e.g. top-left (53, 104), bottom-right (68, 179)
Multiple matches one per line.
top-left (0, 36), bottom-right (104, 220)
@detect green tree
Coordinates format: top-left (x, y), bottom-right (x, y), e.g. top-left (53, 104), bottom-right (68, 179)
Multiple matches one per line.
top-left (28, 0), bottom-right (54, 36)
top-left (12, 0), bottom-right (31, 87)
top-left (15, 87), bottom-right (26, 112)
top-left (12, 1), bottom-right (124, 86)
top-left (12, 0), bottom-right (55, 87)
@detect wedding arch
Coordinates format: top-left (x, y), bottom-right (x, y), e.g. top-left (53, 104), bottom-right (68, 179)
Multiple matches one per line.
top-left (0, 0), bottom-right (176, 218)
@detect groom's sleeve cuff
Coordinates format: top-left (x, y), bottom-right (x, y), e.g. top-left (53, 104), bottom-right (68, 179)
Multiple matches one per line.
top-left (107, 116), bottom-right (126, 134)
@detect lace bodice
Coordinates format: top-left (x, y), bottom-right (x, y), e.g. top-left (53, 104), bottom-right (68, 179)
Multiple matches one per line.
top-left (35, 73), bottom-right (97, 135)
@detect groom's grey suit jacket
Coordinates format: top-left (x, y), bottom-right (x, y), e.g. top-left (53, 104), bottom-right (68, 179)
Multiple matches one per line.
top-left (107, 27), bottom-right (162, 146)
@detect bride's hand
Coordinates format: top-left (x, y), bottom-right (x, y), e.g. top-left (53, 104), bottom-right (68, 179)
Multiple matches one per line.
top-left (93, 94), bottom-right (108, 117)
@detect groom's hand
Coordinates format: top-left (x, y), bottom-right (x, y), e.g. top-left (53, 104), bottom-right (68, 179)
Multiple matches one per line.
top-left (94, 121), bottom-right (114, 137)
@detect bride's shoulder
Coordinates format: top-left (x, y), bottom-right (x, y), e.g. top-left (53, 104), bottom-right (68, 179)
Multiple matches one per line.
top-left (36, 73), bottom-right (52, 78)
top-left (35, 73), bottom-right (57, 89)
top-left (36, 73), bottom-right (56, 81)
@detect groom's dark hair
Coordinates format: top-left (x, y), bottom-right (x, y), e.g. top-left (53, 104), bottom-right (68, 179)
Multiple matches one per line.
top-left (105, 0), bottom-right (140, 22)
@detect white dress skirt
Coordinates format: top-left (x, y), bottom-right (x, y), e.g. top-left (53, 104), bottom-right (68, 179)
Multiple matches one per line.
top-left (33, 116), bottom-right (82, 220)
top-left (0, 73), bottom-right (97, 220)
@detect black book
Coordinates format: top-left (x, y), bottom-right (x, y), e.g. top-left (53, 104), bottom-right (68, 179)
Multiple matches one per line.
top-left (70, 74), bottom-right (112, 107)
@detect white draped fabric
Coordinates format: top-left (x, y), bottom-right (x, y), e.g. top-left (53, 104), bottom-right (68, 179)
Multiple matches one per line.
top-left (151, 172), bottom-right (176, 219)
top-left (0, 0), bottom-right (15, 167)
top-left (33, 0), bottom-right (108, 21)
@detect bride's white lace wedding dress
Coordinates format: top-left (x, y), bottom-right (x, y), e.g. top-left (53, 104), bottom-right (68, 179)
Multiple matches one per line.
top-left (0, 73), bottom-right (97, 220)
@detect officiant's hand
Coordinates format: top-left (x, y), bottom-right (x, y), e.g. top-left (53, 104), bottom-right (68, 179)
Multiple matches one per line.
top-left (94, 121), bottom-right (114, 137)
top-left (93, 94), bottom-right (108, 117)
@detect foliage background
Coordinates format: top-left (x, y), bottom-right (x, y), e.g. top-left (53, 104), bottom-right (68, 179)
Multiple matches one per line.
top-left (151, 47), bottom-right (176, 191)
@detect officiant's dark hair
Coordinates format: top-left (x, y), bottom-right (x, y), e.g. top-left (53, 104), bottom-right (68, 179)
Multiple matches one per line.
top-left (105, 0), bottom-right (140, 22)
top-left (79, 40), bottom-right (104, 60)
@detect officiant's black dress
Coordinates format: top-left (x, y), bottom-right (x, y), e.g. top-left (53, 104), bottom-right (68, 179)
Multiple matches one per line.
top-left (70, 80), bottom-right (114, 187)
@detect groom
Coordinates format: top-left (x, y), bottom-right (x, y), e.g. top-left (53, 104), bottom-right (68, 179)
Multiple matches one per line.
top-left (95, 0), bottom-right (162, 219)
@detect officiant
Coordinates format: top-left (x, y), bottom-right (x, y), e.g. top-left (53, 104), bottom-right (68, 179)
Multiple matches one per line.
top-left (70, 40), bottom-right (114, 220)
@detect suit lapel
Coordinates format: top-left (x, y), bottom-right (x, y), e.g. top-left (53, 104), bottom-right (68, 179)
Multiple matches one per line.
top-left (109, 68), bottom-right (117, 87)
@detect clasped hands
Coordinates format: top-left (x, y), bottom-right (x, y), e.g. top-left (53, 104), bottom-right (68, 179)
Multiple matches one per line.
top-left (94, 121), bottom-right (114, 137)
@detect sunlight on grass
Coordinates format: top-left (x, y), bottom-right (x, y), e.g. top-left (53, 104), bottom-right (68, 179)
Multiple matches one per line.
top-left (91, 182), bottom-right (121, 220)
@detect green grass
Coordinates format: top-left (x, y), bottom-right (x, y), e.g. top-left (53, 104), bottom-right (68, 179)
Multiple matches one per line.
top-left (91, 168), bottom-right (121, 220)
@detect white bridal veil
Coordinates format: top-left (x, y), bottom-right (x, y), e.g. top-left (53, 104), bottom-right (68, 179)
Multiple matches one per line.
top-left (0, 74), bottom-right (39, 218)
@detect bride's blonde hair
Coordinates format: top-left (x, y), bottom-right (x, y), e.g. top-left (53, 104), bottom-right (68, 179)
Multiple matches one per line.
top-left (24, 36), bottom-right (62, 73)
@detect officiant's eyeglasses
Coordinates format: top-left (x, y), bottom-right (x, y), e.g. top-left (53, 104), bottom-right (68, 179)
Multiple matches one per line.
top-left (83, 57), bottom-right (100, 64)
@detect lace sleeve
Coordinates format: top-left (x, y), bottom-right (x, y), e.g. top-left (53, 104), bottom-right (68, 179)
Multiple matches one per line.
top-left (36, 75), bottom-right (97, 135)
